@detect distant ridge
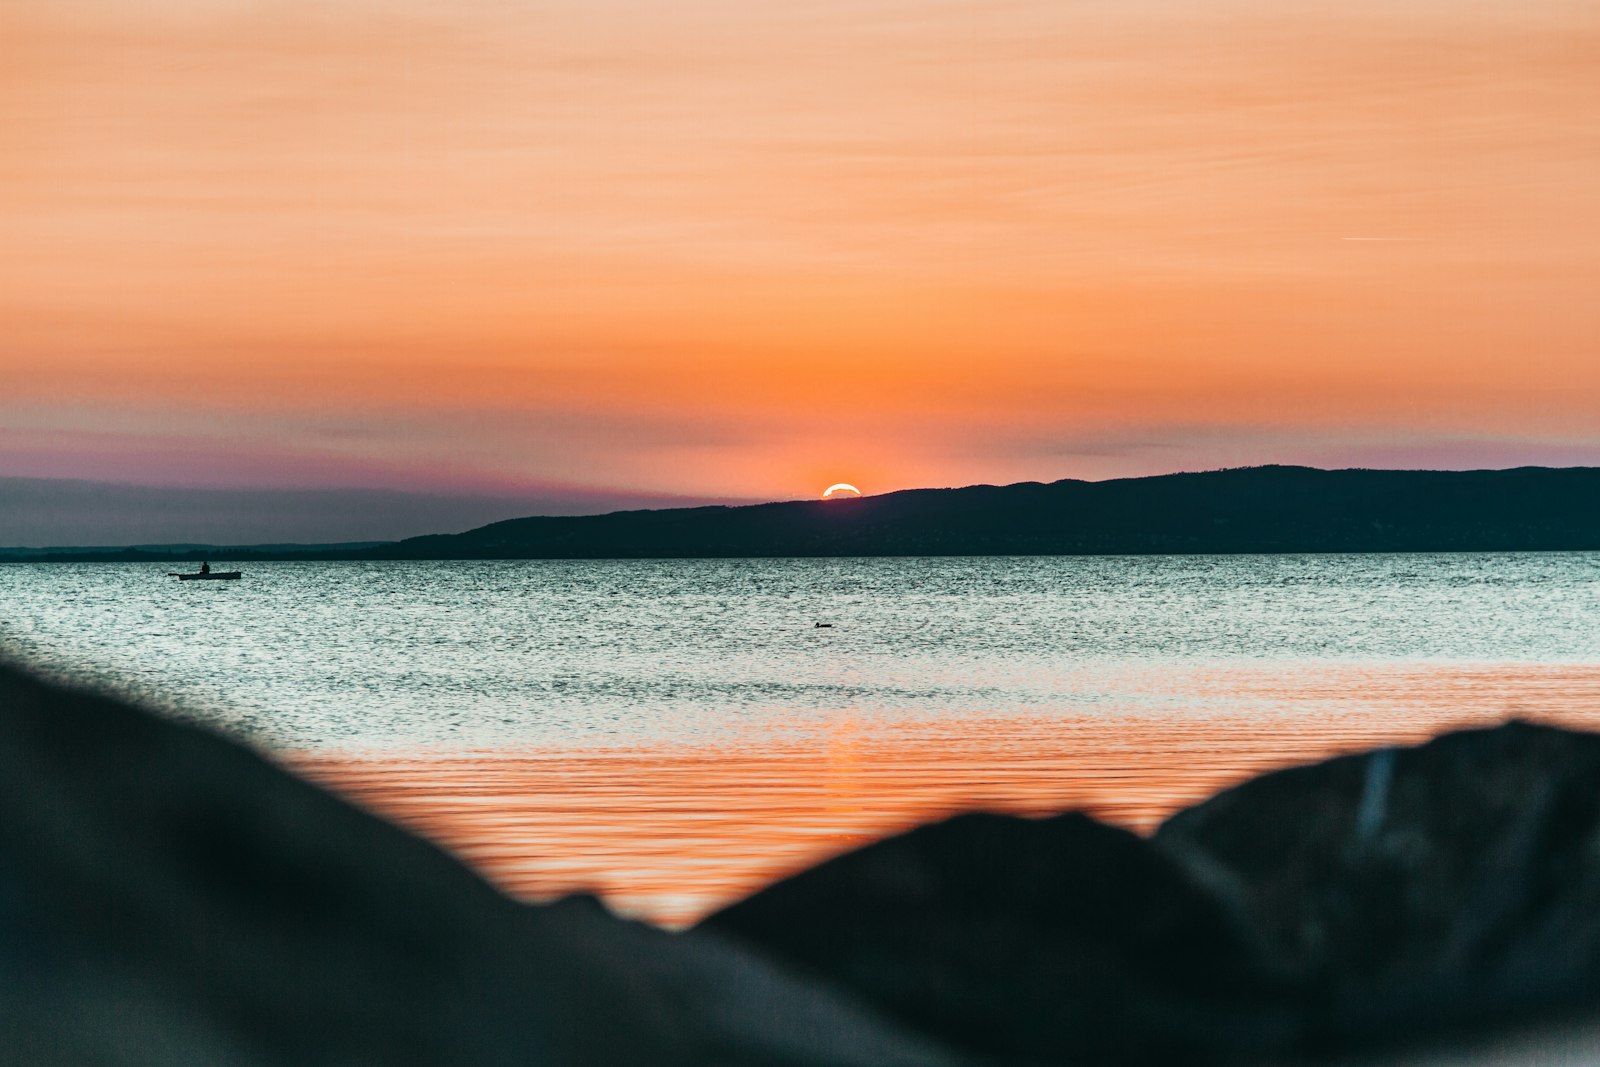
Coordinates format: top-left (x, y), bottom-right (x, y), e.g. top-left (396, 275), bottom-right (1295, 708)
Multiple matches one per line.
top-left (372, 465), bottom-right (1600, 559)
top-left (0, 542), bottom-right (389, 559)
top-left (0, 542), bottom-right (390, 563)
top-left (16, 465), bottom-right (1596, 562)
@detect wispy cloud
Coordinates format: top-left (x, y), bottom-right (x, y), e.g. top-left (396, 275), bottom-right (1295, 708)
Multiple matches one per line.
top-left (3, 0), bottom-right (1597, 504)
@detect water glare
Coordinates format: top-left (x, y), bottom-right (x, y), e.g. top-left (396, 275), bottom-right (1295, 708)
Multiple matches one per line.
top-left (5, 554), bottom-right (1599, 924)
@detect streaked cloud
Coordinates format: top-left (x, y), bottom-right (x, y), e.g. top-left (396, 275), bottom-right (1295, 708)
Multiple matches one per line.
top-left (3, 0), bottom-right (1598, 532)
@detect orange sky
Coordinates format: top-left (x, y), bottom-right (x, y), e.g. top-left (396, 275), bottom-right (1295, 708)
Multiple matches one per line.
top-left (4, 0), bottom-right (1599, 511)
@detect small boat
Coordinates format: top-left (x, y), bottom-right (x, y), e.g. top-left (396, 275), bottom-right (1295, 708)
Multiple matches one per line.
top-left (169, 571), bottom-right (243, 581)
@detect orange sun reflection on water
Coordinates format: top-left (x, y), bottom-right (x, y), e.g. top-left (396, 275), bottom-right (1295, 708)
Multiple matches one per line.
top-left (294, 664), bottom-right (1600, 929)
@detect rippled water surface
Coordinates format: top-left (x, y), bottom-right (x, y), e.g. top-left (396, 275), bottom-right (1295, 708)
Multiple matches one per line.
top-left (6, 554), bottom-right (1600, 924)
top-left (6, 554), bottom-right (1599, 747)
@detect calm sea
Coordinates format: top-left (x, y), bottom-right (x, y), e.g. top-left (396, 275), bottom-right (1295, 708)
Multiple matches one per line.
top-left (5, 554), bottom-right (1600, 923)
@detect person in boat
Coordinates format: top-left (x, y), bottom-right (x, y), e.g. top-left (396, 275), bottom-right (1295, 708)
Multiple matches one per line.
top-left (199, 561), bottom-right (210, 575)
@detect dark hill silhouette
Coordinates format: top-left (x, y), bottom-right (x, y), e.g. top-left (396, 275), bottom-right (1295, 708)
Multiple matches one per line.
top-left (369, 465), bottom-right (1600, 559)
top-left (10, 466), bottom-right (1600, 562)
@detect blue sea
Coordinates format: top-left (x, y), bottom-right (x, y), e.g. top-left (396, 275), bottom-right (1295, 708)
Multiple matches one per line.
top-left (6, 554), bottom-right (1599, 922)
top-left (4, 554), bottom-right (1598, 750)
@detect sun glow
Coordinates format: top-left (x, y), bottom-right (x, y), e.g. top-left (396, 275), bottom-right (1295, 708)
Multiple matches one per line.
top-left (822, 483), bottom-right (862, 499)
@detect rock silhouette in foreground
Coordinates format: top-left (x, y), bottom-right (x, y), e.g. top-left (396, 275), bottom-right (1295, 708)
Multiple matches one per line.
top-left (701, 811), bottom-right (1298, 1064)
top-left (1158, 721), bottom-right (1600, 1054)
top-left (702, 722), bottom-right (1600, 1064)
top-left (9, 653), bottom-right (1600, 1066)
top-left (0, 661), bottom-right (959, 1067)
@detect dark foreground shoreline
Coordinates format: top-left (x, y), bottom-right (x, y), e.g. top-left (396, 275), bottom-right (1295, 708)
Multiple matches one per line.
top-left (8, 658), bottom-right (1600, 1064)
top-left (8, 465), bottom-right (1600, 562)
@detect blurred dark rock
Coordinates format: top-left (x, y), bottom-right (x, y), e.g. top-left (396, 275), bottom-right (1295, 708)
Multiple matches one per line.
top-left (703, 723), bottom-right (1600, 1065)
top-left (12, 649), bottom-right (1600, 1067)
top-left (0, 661), bottom-right (963, 1067)
top-left (1158, 721), bottom-right (1600, 1057)
top-left (700, 810), bottom-right (1299, 1064)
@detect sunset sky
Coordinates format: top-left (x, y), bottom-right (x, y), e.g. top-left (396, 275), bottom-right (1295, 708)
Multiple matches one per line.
top-left (4, 0), bottom-right (1599, 541)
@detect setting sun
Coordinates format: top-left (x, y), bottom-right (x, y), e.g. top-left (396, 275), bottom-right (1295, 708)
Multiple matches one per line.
top-left (822, 483), bottom-right (862, 500)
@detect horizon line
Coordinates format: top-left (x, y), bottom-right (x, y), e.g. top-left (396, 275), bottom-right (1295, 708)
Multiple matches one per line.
top-left (7, 462), bottom-right (1600, 554)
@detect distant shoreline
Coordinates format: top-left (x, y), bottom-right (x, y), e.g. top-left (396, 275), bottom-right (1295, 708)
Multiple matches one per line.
top-left (7, 465), bottom-right (1600, 562)
top-left (7, 547), bottom-right (1600, 565)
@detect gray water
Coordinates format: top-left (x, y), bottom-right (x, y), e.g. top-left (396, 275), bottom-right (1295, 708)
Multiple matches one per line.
top-left (3, 554), bottom-right (1599, 751)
